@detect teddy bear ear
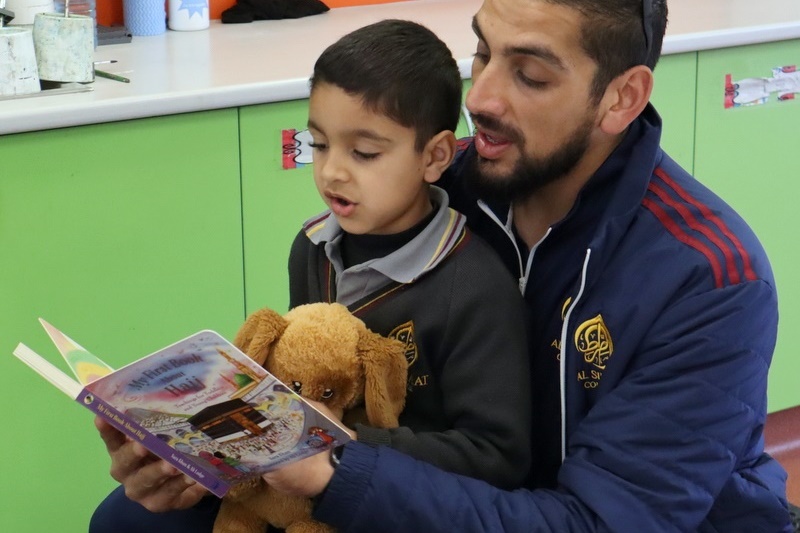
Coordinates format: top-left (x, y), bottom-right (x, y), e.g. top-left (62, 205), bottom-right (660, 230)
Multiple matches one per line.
top-left (357, 328), bottom-right (408, 428)
top-left (233, 308), bottom-right (288, 366)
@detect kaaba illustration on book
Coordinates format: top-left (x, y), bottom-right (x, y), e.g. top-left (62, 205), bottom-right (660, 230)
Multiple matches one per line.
top-left (13, 320), bottom-right (351, 497)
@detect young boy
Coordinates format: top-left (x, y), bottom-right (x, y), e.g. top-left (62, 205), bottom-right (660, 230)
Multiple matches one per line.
top-left (288, 19), bottom-right (532, 489)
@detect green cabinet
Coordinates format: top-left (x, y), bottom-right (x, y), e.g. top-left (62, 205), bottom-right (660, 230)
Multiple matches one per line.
top-left (0, 110), bottom-right (245, 533)
top-left (694, 39), bottom-right (800, 412)
top-left (651, 52), bottom-right (698, 173)
top-left (239, 101), bottom-right (325, 315)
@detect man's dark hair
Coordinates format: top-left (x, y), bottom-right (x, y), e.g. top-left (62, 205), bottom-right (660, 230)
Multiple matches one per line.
top-left (310, 19), bottom-right (462, 151)
top-left (550, 0), bottom-right (668, 102)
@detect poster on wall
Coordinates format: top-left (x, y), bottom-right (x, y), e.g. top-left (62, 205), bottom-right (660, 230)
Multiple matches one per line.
top-left (725, 65), bottom-right (799, 108)
top-left (282, 128), bottom-right (314, 170)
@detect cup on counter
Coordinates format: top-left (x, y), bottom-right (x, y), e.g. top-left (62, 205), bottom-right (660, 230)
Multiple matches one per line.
top-left (0, 27), bottom-right (41, 97)
top-left (32, 12), bottom-right (94, 83)
top-left (123, 0), bottom-right (167, 36)
top-left (168, 0), bottom-right (209, 31)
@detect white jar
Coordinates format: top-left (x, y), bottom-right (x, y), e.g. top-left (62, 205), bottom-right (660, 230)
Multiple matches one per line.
top-left (0, 27), bottom-right (40, 96)
top-left (168, 0), bottom-right (210, 31)
top-left (32, 12), bottom-right (94, 83)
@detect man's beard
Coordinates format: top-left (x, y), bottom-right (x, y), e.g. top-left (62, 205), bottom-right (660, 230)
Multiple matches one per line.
top-left (466, 112), bottom-right (595, 204)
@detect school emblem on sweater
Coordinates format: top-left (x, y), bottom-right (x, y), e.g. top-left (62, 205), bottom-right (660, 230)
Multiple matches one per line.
top-left (575, 314), bottom-right (613, 370)
top-left (389, 321), bottom-right (418, 367)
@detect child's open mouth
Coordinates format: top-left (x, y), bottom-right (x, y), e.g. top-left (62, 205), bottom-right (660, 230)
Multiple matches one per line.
top-left (328, 193), bottom-right (356, 217)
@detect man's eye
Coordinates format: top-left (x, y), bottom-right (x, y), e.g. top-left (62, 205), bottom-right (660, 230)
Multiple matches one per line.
top-left (473, 51), bottom-right (489, 64)
top-left (517, 71), bottom-right (548, 89)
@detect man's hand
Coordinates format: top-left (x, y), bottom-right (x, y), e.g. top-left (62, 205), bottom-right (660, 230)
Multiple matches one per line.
top-left (262, 450), bottom-right (335, 498)
top-left (262, 399), bottom-right (350, 498)
top-left (95, 416), bottom-right (209, 512)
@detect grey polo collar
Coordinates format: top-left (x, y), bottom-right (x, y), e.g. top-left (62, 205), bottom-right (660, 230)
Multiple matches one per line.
top-left (302, 186), bottom-right (467, 306)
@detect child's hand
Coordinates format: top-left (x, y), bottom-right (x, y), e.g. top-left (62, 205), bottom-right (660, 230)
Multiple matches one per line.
top-left (94, 416), bottom-right (209, 512)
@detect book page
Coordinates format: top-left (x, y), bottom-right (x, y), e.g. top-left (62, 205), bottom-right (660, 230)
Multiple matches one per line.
top-left (13, 343), bottom-right (83, 399)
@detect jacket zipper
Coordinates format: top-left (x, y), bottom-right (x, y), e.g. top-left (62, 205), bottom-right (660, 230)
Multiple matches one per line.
top-left (477, 200), bottom-right (550, 294)
top-left (559, 249), bottom-right (592, 461)
top-left (478, 200), bottom-right (591, 462)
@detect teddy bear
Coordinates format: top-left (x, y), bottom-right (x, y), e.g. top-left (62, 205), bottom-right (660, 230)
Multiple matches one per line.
top-left (212, 302), bottom-right (408, 533)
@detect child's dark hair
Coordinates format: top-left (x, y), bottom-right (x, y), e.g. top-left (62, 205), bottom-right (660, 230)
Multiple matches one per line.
top-left (310, 19), bottom-right (462, 151)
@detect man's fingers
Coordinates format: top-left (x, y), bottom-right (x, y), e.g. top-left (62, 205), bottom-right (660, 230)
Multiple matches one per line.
top-left (107, 441), bottom-right (156, 482)
top-left (122, 460), bottom-right (180, 500)
top-left (94, 416), bottom-right (128, 453)
top-left (133, 474), bottom-right (206, 513)
top-left (94, 416), bottom-right (208, 512)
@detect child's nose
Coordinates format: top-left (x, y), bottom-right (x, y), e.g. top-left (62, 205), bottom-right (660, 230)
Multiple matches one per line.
top-left (319, 152), bottom-right (350, 183)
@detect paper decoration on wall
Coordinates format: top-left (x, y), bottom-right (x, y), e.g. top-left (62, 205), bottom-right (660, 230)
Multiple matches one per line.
top-left (282, 128), bottom-right (314, 170)
top-left (725, 65), bottom-right (799, 109)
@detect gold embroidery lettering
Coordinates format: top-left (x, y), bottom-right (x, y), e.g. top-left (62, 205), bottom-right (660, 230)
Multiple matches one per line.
top-left (413, 375), bottom-right (429, 386)
top-left (574, 315), bottom-right (614, 370)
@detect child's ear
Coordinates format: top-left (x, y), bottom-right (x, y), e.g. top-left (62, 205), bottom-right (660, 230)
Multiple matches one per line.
top-left (422, 130), bottom-right (457, 184)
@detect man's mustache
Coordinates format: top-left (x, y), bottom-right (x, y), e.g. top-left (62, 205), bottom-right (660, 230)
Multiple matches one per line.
top-left (469, 113), bottom-right (523, 146)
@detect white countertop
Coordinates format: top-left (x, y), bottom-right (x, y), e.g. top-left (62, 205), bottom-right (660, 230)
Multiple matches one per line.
top-left (3, 0), bottom-right (800, 135)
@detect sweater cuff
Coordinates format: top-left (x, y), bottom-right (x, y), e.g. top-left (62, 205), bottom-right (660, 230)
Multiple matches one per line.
top-left (353, 423), bottom-right (392, 447)
top-left (313, 441), bottom-right (379, 528)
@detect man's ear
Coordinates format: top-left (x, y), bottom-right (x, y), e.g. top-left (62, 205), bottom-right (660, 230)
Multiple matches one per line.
top-left (422, 130), bottom-right (457, 184)
top-left (598, 65), bottom-right (654, 135)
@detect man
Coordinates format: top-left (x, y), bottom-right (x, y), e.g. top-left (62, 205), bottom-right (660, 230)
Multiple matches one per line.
top-left (93, 1), bottom-right (793, 531)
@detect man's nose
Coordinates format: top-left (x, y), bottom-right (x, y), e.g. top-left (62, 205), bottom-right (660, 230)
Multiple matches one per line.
top-left (465, 63), bottom-right (508, 120)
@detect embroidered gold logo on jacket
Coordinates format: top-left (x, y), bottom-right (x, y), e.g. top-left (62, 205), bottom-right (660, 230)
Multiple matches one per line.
top-left (389, 321), bottom-right (418, 367)
top-left (575, 314), bottom-right (613, 370)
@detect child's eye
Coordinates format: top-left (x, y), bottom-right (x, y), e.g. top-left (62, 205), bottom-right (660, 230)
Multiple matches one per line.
top-left (308, 142), bottom-right (328, 151)
top-left (353, 150), bottom-right (379, 160)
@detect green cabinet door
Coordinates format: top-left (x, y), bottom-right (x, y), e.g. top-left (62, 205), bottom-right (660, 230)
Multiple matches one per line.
top-left (651, 52), bottom-right (698, 173)
top-left (694, 39), bottom-right (800, 412)
top-left (0, 110), bottom-right (245, 533)
top-left (239, 101), bottom-right (325, 315)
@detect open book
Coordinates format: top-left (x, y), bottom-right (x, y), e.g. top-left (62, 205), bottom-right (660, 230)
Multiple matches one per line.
top-left (13, 319), bottom-right (351, 498)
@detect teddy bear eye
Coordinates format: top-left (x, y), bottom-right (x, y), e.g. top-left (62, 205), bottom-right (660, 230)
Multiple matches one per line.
top-left (321, 389), bottom-right (334, 399)
top-left (292, 381), bottom-right (302, 394)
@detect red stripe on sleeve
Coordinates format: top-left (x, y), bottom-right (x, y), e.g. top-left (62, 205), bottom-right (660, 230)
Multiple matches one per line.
top-left (643, 198), bottom-right (724, 289)
top-left (655, 168), bottom-right (757, 281)
top-left (648, 182), bottom-right (740, 285)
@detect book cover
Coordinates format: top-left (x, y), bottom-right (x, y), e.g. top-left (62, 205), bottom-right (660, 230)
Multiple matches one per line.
top-left (13, 321), bottom-right (351, 498)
